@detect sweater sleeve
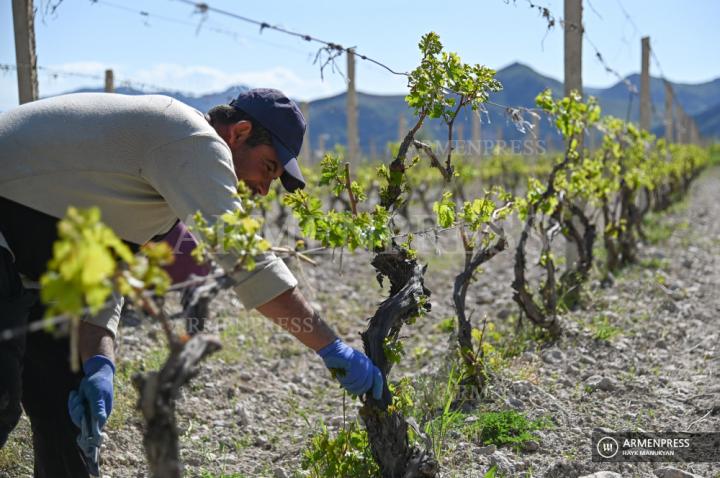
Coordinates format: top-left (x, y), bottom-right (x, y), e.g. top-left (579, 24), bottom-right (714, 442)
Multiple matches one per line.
top-left (82, 291), bottom-right (123, 339)
top-left (141, 134), bottom-right (297, 311)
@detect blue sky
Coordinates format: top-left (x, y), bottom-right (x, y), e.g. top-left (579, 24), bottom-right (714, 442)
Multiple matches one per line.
top-left (1, 0), bottom-right (718, 110)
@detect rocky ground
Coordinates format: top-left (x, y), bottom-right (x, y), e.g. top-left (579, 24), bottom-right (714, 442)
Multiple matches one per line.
top-left (1, 167), bottom-right (718, 478)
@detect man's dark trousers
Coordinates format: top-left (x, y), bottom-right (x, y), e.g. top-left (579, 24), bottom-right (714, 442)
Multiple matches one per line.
top-left (0, 248), bottom-right (90, 478)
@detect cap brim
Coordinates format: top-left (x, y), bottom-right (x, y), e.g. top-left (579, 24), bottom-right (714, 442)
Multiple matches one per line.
top-left (272, 136), bottom-right (305, 192)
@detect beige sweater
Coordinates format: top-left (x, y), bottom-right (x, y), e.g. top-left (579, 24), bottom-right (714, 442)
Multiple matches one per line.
top-left (0, 93), bottom-right (296, 335)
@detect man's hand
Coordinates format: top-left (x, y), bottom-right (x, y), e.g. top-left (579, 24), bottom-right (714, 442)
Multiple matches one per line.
top-left (68, 355), bottom-right (115, 429)
top-left (317, 339), bottom-right (383, 399)
top-left (254, 287), bottom-right (383, 398)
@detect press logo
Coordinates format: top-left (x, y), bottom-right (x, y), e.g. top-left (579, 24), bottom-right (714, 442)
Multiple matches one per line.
top-left (591, 432), bottom-right (720, 463)
top-left (596, 436), bottom-right (619, 459)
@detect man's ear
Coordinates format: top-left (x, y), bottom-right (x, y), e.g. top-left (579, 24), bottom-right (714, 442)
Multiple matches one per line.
top-left (228, 120), bottom-right (253, 147)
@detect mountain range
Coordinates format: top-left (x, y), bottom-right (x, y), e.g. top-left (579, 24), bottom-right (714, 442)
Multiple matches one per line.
top-left (71, 62), bottom-right (720, 156)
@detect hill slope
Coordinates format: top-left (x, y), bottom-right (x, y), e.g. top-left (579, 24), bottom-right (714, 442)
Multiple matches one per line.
top-left (68, 64), bottom-right (720, 154)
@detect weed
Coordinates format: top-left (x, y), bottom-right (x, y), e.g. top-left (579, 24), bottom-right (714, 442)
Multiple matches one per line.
top-left (589, 315), bottom-right (622, 341)
top-left (436, 317), bottom-right (456, 333)
top-left (620, 365), bottom-right (637, 383)
top-left (639, 257), bottom-right (669, 270)
top-left (654, 272), bottom-right (666, 286)
top-left (301, 421), bottom-right (379, 478)
top-left (474, 317), bottom-right (543, 368)
top-left (233, 434), bottom-right (254, 452)
top-left (462, 410), bottom-right (550, 450)
top-left (389, 377), bottom-right (418, 416)
top-left (422, 364), bottom-right (463, 461)
top-left (411, 346), bottom-right (430, 368)
top-left (642, 213), bottom-right (674, 244)
top-left (199, 472), bottom-right (247, 478)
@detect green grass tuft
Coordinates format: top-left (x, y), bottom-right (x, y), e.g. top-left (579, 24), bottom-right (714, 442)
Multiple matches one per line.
top-left (589, 315), bottom-right (622, 342)
top-left (301, 421), bottom-right (379, 478)
top-left (463, 410), bottom-right (550, 450)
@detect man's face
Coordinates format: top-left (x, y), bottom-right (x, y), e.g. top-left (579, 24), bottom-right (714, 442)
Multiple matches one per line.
top-left (222, 120), bottom-right (284, 196)
top-left (232, 142), bottom-right (283, 196)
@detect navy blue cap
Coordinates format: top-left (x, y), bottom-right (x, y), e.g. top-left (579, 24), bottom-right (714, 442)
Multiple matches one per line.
top-left (229, 88), bottom-right (306, 192)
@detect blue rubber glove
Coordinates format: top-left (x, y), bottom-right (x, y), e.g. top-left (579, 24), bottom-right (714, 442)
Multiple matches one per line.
top-left (317, 339), bottom-right (384, 399)
top-left (68, 355), bottom-right (115, 429)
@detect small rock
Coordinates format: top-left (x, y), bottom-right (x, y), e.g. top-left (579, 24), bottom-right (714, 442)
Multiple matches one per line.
top-left (601, 274), bottom-right (615, 288)
top-left (662, 300), bottom-right (679, 313)
top-left (489, 451), bottom-right (515, 473)
top-left (254, 435), bottom-right (271, 449)
top-left (477, 444), bottom-right (496, 455)
top-left (521, 440), bottom-right (539, 452)
top-left (507, 397), bottom-right (525, 410)
top-left (542, 348), bottom-right (565, 365)
top-left (579, 354), bottom-right (597, 365)
top-left (236, 385), bottom-right (254, 395)
top-left (604, 311), bottom-right (620, 321)
top-left (566, 364), bottom-right (580, 375)
top-left (593, 427), bottom-right (615, 435)
top-left (546, 461), bottom-right (584, 477)
top-left (654, 467), bottom-right (704, 478)
top-left (475, 291), bottom-right (494, 304)
top-left (584, 375), bottom-right (617, 392)
top-left (273, 467), bottom-right (289, 478)
top-left (328, 415), bottom-right (345, 427)
top-left (579, 472), bottom-right (622, 478)
top-left (235, 405), bottom-right (251, 427)
top-left (614, 339), bottom-right (630, 352)
top-left (649, 250), bottom-right (665, 260)
top-left (121, 335), bottom-right (139, 345)
top-left (511, 380), bottom-right (532, 395)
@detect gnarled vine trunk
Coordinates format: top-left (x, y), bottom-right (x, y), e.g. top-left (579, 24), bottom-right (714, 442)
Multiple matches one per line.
top-left (557, 200), bottom-right (596, 308)
top-left (511, 155), bottom-right (571, 337)
top-left (359, 245), bottom-right (438, 478)
top-left (133, 335), bottom-right (221, 478)
top-left (453, 230), bottom-right (507, 393)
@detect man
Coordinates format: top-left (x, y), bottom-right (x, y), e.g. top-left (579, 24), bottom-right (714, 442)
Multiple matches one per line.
top-left (0, 89), bottom-right (383, 477)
